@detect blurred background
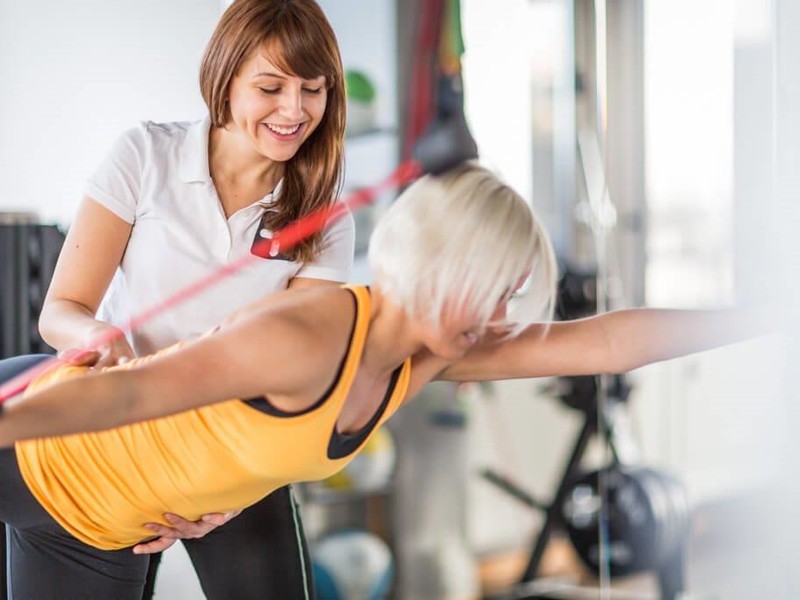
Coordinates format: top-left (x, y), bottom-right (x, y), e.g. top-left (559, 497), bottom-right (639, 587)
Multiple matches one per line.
top-left (1, 0), bottom-right (798, 599)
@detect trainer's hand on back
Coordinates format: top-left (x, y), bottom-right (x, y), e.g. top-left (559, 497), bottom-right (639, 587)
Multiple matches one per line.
top-left (132, 510), bottom-right (243, 554)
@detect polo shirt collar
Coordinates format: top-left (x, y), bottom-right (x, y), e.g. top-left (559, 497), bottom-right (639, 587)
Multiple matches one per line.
top-left (178, 115), bottom-right (213, 184)
top-left (259, 178), bottom-right (283, 208)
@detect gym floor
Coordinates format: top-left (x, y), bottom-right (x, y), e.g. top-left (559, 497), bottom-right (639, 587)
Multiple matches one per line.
top-left (478, 490), bottom-right (788, 600)
top-left (149, 490), bottom-right (785, 600)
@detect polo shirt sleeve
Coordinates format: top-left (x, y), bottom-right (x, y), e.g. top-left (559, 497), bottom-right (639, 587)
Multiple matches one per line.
top-left (295, 203), bottom-right (355, 282)
top-left (84, 125), bottom-right (147, 224)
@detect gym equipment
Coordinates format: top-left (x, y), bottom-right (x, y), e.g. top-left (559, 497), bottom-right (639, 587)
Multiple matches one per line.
top-left (0, 214), bottom-right (65, 597)
top-left (481, 264), bottom-right (689, 600)
top-left (0, 215), bottom-right (65, 358)
top-left (481, 387), bottom-right (689, 600)
top-left (312, 530), bottom-right (394, 600)
top-left (322, 426), bottom-right (396, 493)
top-left (404, 0), bottom-right (477, 175)
top-left (412, 73), bottom-right (477, 175)
top-left (563, 466), bottom-right (689, 579)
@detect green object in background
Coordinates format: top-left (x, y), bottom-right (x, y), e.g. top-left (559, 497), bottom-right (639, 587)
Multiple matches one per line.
top-left (345, 69), bottom-right (378, 136)
top-left (345, 70), bottom-right (376, 103)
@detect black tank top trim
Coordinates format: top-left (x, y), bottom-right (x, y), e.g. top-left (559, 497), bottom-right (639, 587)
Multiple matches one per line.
top-left (326, 364), bottom-right (402, 460)
top-left (242, 288), bottom-right (359, 417)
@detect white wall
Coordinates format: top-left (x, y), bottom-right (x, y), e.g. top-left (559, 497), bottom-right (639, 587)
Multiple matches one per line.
top-left (461, 0), bottom-right (534, 200)
top-left (317, 0), bottom-right (397, 131)
top-left (774, 0), bottom-right (800, 590)
top-left (0, 0), bottom-right (219, 225)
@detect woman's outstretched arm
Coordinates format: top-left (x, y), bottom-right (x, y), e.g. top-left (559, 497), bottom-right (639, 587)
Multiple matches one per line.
top-left (0, 307), bottom-right (325, 447)
top-left (438, 306), bottom-right (773, 383)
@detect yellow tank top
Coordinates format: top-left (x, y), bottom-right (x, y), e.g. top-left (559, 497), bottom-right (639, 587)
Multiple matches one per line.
top-left (15, 286), bottom-right (410, 550)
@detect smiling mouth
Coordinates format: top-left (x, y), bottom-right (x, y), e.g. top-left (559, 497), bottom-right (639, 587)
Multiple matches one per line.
top-left (264, 122), bottom-right (303, 136)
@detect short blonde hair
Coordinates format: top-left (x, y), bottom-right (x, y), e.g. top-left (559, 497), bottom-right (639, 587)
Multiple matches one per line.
top-left (368, 163), bottom-right (557, 334)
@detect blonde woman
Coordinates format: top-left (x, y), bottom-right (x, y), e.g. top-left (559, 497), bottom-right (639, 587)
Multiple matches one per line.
top-left (1, 164), bottom-right (764, 598)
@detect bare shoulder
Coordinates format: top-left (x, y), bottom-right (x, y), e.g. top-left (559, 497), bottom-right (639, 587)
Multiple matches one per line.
top-left (216, 286), bottom-right (357, 370)
top-left (225, 286), bottom-right (355, 333)
top-left (221, 285), bottom-right (351, 328)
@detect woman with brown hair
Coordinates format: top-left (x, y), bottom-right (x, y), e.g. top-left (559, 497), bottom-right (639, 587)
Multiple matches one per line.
top-left (8, 0), bottom-right (354, 598)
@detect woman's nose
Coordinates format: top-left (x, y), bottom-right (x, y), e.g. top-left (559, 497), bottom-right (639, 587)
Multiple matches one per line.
top-left (279, 87), bottom-right (304, 120)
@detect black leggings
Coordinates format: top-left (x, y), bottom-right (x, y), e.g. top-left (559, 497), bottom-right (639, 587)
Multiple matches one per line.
top-left (0, 355), bottom-right (315, 599)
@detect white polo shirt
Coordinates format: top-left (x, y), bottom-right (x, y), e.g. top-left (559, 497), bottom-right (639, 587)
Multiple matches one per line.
top-left (86, 117), bottom-right (354, 356)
